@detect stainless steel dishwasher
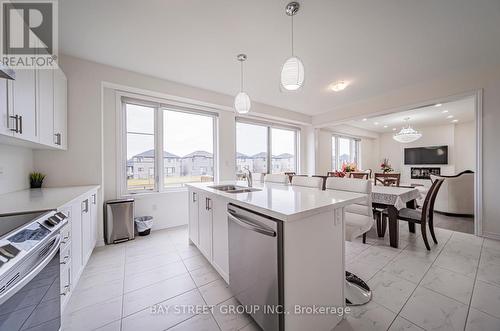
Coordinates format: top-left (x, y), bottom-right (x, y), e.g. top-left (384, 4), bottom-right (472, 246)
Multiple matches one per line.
top-left (227, 203), bottom-right (284, 331)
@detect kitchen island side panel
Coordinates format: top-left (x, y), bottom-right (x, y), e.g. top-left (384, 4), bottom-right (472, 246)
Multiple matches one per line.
top-left (283, 208), bottom-right (345, 331)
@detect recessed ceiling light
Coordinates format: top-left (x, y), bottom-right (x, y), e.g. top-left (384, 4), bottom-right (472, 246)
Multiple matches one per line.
top-left (447, 115), bottom-right (454, 119)
top-left (362, 118), bottom-right (367, 121)
top-left (435, 103), bottom-right (442, 107)
top-left (442, 110), bottom-right (449, 113)
top-left (330, 80), bottom-right (349, 92)
top-left (374, 122), bottom-right (379, 125)
top-left (383, 125), bottom-right (388, 128)
top-left (451, 119), bottom-right (459, 123)
top-left (392, 128), bottom-right (397, 131)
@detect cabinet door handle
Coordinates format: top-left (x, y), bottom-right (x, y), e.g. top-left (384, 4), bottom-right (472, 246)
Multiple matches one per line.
top-left (60, 255), bottom-right (70, 265)
top-left (9, 115), bottom-right (18, 133)
top-left (60, 285), bottom-right (70, 296)
top-left (54, 133), bottom-right (61, 145)
top-left (18, 115), bottom-right (22, 134)
top-left (206, 198), bottom-right (211, 211)
top-left (192, 192), bottom-right (197, 202)
top-left (82, 199), bottom-right (89, 213)
top-left (61, 235), bottom-right (70, 244)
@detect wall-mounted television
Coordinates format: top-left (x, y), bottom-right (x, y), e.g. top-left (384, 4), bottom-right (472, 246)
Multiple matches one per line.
top-left (404, 146), bottom-right (448, 165)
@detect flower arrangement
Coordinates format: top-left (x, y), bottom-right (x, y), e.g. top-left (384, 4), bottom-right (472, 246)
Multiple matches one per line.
top-left (29, 172), bottom-right (46, 188)
top-left (380, 158), bottom-right (393, 173)
top-left (342, 162), bottom-right (357, 173)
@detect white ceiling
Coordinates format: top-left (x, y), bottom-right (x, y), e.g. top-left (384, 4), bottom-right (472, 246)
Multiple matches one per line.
top-left (344, 97), bottom-right (475, 133)
top-left (59, 0), bottom-right (500, 116)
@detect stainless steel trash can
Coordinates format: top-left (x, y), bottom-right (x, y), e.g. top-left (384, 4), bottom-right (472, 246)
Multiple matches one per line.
top-left (105, 199), bottom-right (135, 244)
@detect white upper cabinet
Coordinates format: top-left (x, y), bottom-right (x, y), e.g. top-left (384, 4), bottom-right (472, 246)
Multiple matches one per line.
top-left (0, 79), bottom-right (13, 136)
top-left (0, 66), bottom-right (67, 149)
top-left (38, 69), bottom-right (54, 146)
top-left (10, 68), bottom-right (37, 142)
top-left (53, 68), bottom-right (67, 149)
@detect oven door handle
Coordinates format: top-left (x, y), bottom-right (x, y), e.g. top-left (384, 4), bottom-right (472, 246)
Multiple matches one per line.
top-left (227, 211), bottom-right (276, 237)
top-left (0, 233), bottom-right (61, 306)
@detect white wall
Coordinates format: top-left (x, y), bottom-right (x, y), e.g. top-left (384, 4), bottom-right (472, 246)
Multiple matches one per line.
top-left (454, 121), bottom-right (476, 172)
top-left (34, 55), bottom-right (311, 245)
top-left (0, 144), bottom-right (33, 195)
top-left (360, 138), bottom-right (380, 173)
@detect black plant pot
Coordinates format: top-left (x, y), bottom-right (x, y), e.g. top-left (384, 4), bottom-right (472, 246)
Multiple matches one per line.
top-left (30, 181), bottom-right (43, 189)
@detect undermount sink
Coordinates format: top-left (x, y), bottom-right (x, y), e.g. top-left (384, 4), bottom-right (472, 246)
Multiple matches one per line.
top-left (208, 185), bottom-right (262, 194)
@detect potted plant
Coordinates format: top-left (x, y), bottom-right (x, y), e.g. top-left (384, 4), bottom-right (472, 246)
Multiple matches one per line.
top-left (380, 158), bottom-right (393, 173)
top-left (29, 172), bottom-right (46, 189)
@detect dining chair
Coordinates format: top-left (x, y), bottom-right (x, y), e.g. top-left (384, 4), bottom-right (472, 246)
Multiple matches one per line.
top-left (348, 172), bottom-right (369, 180)
top-left (291, 176), bottom-right (323, 189)
top-left (325, 177), bottom-right (374, 243)
top-left (374, 173), bottom-right (401, 186)
top-left (327, 171), bottom-right (345, 177)
top-left (263, 174), bottom-right (289, 184)
top-left (284, 172), bottom-right (296, 183)
top-left (382, 178), bottom-right (444, 250)
top-left (325, 176), bottom-right (374, 305)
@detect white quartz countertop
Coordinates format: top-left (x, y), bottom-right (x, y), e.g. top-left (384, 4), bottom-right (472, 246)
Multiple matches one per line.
top-left (186, 181), bottom-right (366, 222)
top-left (0, 185), bottom-right (100, 216)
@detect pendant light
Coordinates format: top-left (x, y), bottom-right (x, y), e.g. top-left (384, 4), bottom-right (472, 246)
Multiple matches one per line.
top-left (281, 2), bottom-right (304, 91)
top-left (393, 117), bottom-right (422, 143)
top-left (234, 54), bottom-right (251, 114)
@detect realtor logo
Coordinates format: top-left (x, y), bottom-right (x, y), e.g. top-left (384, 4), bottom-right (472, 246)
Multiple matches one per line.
top-left (1, 0), bottom-right (58, 69)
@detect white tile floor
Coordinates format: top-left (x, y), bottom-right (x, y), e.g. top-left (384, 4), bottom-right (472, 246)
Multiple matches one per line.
top-left (62, 224), bottom-right (500, 331)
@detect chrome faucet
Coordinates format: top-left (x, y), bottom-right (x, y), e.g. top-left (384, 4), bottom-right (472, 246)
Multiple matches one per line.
top-left (244, 168), bottom-right (253, 187)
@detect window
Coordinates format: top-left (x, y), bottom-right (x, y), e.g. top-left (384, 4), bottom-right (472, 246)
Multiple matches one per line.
top-left (125, 103), bottom-right (155, 192)
top-left (122, 97), bottom-right (217, 194)
top-left (163, 109), bottom-right (214, 188)
top-left (236, 122), bottom-right (268, 173)
top-left (332, 135), bottom-right (360, 170)
top-left (236, 120), bottom-right (299, 176)
top-left (271, 128), bottom-right (296, 173)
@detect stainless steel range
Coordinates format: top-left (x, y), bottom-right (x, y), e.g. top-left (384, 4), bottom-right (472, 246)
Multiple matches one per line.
top-left (0, 210), bottom-right (68, 330)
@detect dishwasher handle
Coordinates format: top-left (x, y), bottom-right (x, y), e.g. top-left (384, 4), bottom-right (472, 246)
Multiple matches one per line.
top-left (227, 210), bottom-right (276, 237)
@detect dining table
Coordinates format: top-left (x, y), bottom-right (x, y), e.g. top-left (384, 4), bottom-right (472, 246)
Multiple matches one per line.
top-left (371, 185), bottom-right (422, 248)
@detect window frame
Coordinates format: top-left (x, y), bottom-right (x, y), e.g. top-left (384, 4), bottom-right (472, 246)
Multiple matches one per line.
top-left (235, 117), bottom-right (300, 175)
top-left (332, 134), bottom-right (360, 170)
top-left (118, 93), bottom-right (218, 196)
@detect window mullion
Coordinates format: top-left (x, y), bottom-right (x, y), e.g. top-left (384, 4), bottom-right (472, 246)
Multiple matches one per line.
top-left (156, 107), bottom-right (163, 192)
top-left (267, 126), bottom-right (272, 174)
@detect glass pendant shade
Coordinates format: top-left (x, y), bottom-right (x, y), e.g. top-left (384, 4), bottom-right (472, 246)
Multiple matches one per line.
top-left (234, 91), bottom-right (251, 114)
top-left (281, 56), bottom-right (304, 91)
top-left (393, 126), bottom-right (422, 143)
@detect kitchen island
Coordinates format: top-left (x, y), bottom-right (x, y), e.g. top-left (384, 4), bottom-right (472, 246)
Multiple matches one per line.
top-left (186, 181), bottom-right (366, 331)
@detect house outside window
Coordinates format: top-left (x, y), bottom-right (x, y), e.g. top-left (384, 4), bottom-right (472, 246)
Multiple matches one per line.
top-left (236, 120), bottom-right (299, 176)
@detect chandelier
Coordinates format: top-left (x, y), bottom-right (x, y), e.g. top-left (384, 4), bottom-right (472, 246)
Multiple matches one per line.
top-left (393, 118), bottom-right (422, 143)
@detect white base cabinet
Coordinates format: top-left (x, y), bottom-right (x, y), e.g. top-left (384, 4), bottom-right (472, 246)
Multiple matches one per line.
top-left (188, 190), bottom-right (199, 246)
top-left (188, 188), bottom-right (229, 282)
top-left (59, 188), bottom-right (99, 311)
top-left (211, 196), bottom-right (229, 280)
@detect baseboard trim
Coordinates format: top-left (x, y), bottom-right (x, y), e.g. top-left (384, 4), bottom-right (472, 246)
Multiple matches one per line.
top-left (482, 232), bottom-right (500, 241)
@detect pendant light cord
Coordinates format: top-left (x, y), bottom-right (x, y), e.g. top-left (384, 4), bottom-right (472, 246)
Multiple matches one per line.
top-left (291, 15), bottom-right (294, 56)
top-left (240, 60), bottom-right (244, 92)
